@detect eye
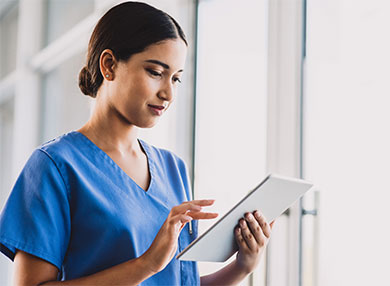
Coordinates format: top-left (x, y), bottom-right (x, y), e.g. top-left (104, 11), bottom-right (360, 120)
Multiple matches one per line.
top-left (173, 77), bottom-right (182, 84)
top-left (146, 68), bottom-right (162, 78)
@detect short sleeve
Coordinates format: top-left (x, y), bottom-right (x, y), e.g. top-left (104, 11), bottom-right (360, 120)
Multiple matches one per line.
top-left (0, 149), bottom-right (71, 270)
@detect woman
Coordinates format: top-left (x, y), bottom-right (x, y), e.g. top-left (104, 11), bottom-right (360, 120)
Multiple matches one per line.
top-left (0, 2), bottom-right (273, 285)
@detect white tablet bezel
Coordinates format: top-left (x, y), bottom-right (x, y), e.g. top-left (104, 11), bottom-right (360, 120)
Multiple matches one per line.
top-left (176, 174), bottom-right (313, 262)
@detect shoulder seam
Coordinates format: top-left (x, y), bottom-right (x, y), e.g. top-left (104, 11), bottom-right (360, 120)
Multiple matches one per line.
top-left (36, 149), bottom-right (71, 199)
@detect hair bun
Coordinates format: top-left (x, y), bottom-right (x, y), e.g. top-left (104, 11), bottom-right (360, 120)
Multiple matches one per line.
top-left (78, 66), bottom-right (95, 97)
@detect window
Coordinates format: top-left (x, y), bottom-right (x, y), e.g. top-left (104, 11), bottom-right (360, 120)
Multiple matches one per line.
top-left (43, 0), bottom-right (94, 47)
top-left (0, 97), bottom-right (14, 286)
top-left (303, 0), bottom-right (390, 285)
top-left (0, 1), bottom-right (18, 79)
top-left (195, 0), bottom-right (268, 283)
top-left (0, 2), bottom-right (18, 282)
top-left (41, 53), bottom-right (91, 143)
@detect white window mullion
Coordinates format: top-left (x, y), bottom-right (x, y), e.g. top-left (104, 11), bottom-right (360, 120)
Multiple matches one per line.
top-left (30, 14), bottom-right (99, 74)
top-left (0, 71), bottom-right (17, 104)
top-left (12, 0), bottom-right (44, 180)
top-left (266, 0), bottom-right (304, 286)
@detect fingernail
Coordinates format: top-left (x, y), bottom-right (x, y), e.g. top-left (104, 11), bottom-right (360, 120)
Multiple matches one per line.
top-left (255, 211), bottom-right (261, 218)
top-left (240, 219), bottom-right (246, 227)
top-left (246, 213), bottom-right (254, 221)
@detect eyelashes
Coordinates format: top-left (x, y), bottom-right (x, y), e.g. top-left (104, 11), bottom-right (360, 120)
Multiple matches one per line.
top-left (146, 68), bottom-right (182, 84)
top-left (146, 68), bottom-right (162, 77)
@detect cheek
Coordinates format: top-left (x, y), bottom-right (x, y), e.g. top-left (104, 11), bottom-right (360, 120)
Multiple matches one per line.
top-left (134, 80), bottom-right (153, 95)
top-left (128, 74), bottom-right (158, 95)
top-left (139, 77), bottom-right (160, 94)
top-left (110, 74), bottom-right (159, 112)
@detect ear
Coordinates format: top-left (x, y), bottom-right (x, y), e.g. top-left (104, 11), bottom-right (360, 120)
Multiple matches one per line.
top-left (99, 49), bottom-right (117, 81)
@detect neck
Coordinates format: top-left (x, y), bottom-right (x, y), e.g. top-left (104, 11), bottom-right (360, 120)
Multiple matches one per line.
top-left (77, 94), bottom-right (141, 156)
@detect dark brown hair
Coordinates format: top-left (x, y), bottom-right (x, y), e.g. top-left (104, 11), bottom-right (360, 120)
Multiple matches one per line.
top-left (78, 1), bottom-right (187, 97)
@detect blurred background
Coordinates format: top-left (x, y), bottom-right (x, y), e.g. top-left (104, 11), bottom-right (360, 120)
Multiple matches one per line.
top-left (0, 0), bottom-right (389, 285)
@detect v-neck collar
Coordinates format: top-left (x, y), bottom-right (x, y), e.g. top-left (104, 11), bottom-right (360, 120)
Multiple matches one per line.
top-left (71, 131), bottom-right (155, 194)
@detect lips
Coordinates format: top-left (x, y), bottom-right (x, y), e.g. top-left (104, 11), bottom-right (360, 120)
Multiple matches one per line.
top-left (148, 104), bottom-right (165, 110)
top-left (148, 104), bottom-right (165, 116)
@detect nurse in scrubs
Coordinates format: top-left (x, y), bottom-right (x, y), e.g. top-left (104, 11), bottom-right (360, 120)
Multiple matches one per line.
top-left (0, 2), bottom-right (273, 285)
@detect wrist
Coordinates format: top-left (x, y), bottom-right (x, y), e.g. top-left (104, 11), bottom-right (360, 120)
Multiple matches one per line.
top-left (136, 253), bottom-right (159, 277)
top-left (235, 255), bottom-right (258, 276)
top-left (234, 258), bottom-right (252, 277)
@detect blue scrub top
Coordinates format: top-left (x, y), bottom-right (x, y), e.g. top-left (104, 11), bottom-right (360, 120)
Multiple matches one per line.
top-left (0, 131), bottom-right (199, 285)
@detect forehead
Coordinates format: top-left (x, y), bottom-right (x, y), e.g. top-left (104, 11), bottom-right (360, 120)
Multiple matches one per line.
top-left (130, 39), bottom-right (187, 71)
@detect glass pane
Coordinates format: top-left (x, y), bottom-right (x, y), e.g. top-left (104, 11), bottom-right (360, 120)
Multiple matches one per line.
top-left (303, 0), bottom-right (390, 285)
top-left (41, 53), bottom-right (91, 143)
top-left (0, 97), bottom-right (14, 208)
top-left (195, 0), bottom-right (268, 280)
top-left (0, 3), bottom-right (18, 79)
top-left (0, 97), bottom-right (14, 286)
top-left (44, 0), bottom-right (94, 46)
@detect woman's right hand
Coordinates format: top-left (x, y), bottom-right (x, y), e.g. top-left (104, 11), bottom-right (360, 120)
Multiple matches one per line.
top-left (141, 200), bottom-right (218, 274)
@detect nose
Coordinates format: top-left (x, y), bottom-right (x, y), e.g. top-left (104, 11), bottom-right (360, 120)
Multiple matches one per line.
top-left (157, 80), bottom-right (175, 103)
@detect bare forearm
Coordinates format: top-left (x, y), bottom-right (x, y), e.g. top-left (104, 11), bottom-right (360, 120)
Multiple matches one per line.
top-left (200, 259), bottom-right (250, 286)
top-left (40, 256), bottom-right (155, 286)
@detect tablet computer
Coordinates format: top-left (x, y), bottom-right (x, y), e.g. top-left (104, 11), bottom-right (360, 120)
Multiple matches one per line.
top-left (176, 174), bottom-right (313, 262)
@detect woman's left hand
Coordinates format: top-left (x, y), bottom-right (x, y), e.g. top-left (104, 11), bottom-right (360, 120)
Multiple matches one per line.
top-left (234, 210), bottom-right (274, 274)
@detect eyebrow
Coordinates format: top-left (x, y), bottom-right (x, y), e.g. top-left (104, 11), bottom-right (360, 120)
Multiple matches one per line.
top-left (144, 59), bottom-right (183, 72)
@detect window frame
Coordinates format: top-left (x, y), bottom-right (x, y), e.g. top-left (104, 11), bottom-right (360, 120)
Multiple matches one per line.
top-left (265, 0), bottom-right (306, 285)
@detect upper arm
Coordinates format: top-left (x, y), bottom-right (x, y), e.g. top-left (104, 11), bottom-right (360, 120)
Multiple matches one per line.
top-left (14, 250), bottom-right (58, 286)
top-left (0, 149), bottom-right (71, 272)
